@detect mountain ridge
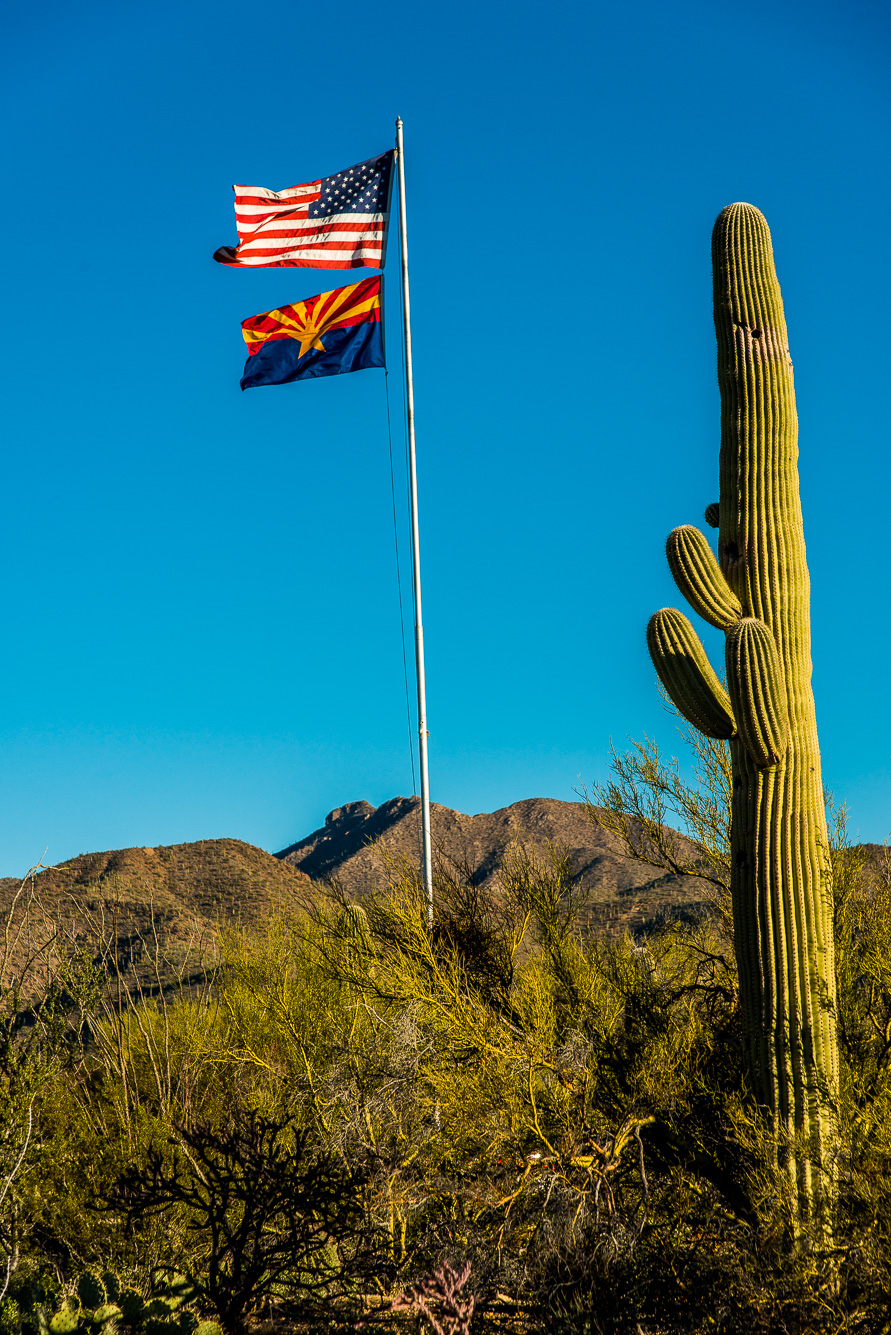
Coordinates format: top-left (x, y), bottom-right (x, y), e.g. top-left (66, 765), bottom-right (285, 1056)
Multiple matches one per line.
top-left (4, 798), bottom-right (885, 994)
top-left (275, 794), bottom-right (715, 936)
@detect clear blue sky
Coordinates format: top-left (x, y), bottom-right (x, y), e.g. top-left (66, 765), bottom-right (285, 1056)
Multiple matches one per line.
top-left (2, 0), bottom-right (888, 874)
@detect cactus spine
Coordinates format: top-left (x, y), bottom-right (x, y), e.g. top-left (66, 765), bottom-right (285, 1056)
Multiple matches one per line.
top-left (647, 204), bottom-right (838, 1214)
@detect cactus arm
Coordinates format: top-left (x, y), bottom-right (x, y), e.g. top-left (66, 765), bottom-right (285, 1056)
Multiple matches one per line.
top-left (646, 608), bottom-right (736, 739)
top-left (725, 618), bottom-right (789, 768)
top-left (666, 525), bottom-right (743, 630)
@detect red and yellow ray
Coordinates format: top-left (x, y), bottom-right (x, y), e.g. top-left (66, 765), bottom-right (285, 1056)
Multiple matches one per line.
top-left (242, 276), bottom-right (381, 358)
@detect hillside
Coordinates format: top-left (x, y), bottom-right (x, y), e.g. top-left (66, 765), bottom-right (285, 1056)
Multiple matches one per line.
top-left (275, 795), bottom-right (715, 936)
top-left (1, 797), bottom-right (717, 1000)
top-left (4, 801), bottom-right (885, 999)
top-left (0, 838), bottom-right (315, 994)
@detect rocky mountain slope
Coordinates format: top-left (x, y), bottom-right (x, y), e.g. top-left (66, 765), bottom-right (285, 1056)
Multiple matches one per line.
top-left (4, 799), bottom-right (884, 998)
top-left (0, 796), bottom-right (715, 994)
top-left (0, 839), bottom-right (314, 993)
top-left (275, 795), bottom-right (715, 936)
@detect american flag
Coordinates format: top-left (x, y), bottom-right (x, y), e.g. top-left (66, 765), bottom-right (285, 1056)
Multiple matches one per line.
top-left (213, 152), bottom-right (393, 270)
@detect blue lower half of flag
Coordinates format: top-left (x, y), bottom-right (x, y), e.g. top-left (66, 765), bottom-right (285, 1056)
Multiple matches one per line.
top-left (240, 320), bottom-right (384, 390)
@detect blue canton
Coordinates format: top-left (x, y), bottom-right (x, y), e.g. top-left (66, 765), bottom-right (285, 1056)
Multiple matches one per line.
top-left (309, 152), bottom-right (393, 218)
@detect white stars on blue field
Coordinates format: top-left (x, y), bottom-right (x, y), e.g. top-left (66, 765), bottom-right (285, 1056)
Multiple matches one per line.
top-left (310, 152), bottom-right (393, 217)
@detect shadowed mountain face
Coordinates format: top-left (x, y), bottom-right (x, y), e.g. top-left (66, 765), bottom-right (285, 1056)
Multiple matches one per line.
top-left (275, 796), bottom-right (716, 936)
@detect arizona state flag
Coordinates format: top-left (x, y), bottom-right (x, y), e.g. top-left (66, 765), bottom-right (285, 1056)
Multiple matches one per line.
top-left (240, 276), bottom-right (384, 390)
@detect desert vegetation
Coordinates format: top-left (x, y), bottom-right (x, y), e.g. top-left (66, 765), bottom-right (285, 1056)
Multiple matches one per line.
top-left (1, 204), bottom-right (883, 1333)
top-left (1, 720), bottom-right (891, 1334)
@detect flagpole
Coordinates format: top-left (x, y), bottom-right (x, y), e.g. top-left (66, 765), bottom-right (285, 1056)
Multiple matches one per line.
top-left (395, 116), bottom-right (433, 929)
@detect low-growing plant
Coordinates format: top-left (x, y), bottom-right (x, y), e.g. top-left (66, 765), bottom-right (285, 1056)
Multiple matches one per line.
top-left (360, 1260), bottom-right (475, 1335)
top-left (16, 1267), bottom-right (223, 1335)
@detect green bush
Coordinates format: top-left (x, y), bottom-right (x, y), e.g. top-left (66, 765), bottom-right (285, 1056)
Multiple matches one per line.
top-left (6, 745), bottom-right (891, 1330)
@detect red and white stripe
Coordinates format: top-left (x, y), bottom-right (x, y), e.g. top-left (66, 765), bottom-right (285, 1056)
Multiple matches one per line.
top-left (215, 182), bottom-right (388, 270)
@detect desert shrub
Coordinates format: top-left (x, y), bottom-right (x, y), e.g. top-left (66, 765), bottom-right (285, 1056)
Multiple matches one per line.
top-left (0, 876), bottom-right (107, 1297)
top-left (113, 830), bottom-right (888, 1330)
top-left (105, 1110), bottom-right (376, 1334)
top-left (9, 736), bottom-right (891, 1331)
top-left (16, 958), bottom-right (232, 1283)
top-left (196, 848), bottom-right (755, 1322)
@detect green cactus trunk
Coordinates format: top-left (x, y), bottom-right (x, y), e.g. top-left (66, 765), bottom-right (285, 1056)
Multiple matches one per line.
top-left (647, 203), bottom-right (838, 1218)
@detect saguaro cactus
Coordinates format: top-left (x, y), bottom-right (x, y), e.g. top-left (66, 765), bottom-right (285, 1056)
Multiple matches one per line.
top-left (647, 203), bottom-right (838, 1213)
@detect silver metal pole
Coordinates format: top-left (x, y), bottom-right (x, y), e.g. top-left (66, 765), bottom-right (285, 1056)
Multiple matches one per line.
top-left (395, 116), bottom-right (433, 929)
